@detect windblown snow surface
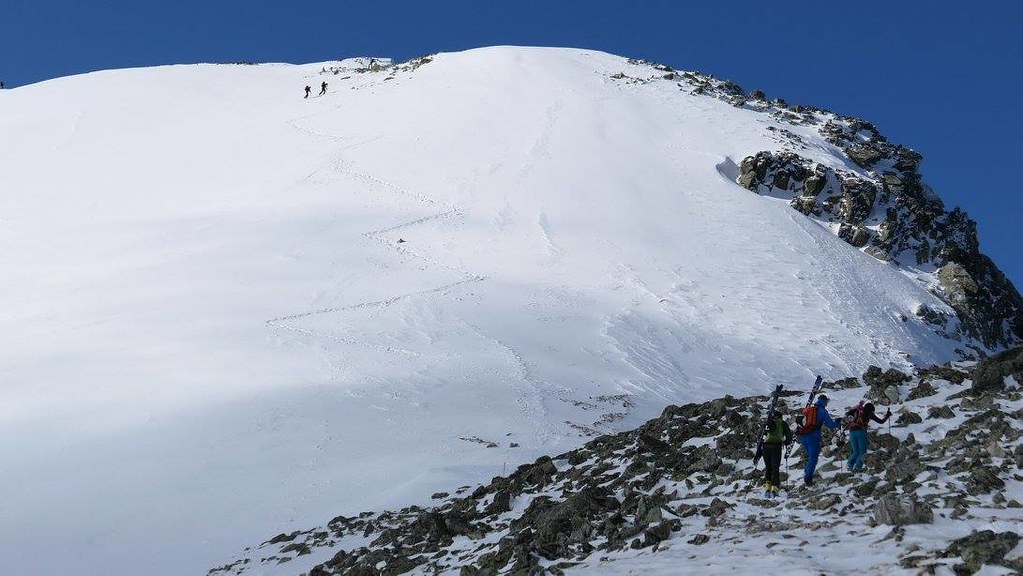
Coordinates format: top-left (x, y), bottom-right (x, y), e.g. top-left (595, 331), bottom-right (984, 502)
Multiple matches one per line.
top-left (0, 47), bottom-right (969, 574)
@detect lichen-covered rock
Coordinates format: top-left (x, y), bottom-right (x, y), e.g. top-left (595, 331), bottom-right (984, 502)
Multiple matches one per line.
top-left (971, 346), bottom-right (1023, 394)
top-left (885, 458), bottom-right (923, 485)
top-left (701, 497), bottom-right (732, 518)
top-left (964, 466), bottom-right (1005, 495)
top-left (873, 494), bottom-right (933, 525)
top-left (896, 411), bottom-right (923, 426)
top-left (526, 487), bottom-right (614, 559)
top-left (918, 363), bottom-right (969, 384)
top-left (940, 530), bottom-right (1021, 574)
top-left (830, 377), bottom-right (861, 390)
top-left (928, 405), bottom-right (956, 419)
top-left (838, 223), bottom-right (870, 247)
top-left (907, 381), bottom-right (938, 400)
top-left (938, 263), bottom-right (979, 305)
top-left (863, 366), bottom-right (909, 405)
top-left (845, 143), bottom-right (883, 169)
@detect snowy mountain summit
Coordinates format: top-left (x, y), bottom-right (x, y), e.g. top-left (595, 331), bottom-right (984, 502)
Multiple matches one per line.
top-left (0, 46), bottom-right (1020, 575)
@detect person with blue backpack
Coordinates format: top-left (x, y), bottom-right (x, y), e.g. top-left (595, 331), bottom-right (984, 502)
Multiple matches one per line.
top-left (795, 394), bottom-right (840, 486)
top-left (845, 402), bottom-right (891, 471)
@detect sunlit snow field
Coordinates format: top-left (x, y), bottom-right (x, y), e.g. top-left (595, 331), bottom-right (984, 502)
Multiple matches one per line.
top-left (0, 47), bottom-right (963, 574)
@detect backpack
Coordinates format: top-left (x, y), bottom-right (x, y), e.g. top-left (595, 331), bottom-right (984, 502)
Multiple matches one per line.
top-left (765, 417), bottom-right (786, 444)
top-left (846, 403), bottom-right (866, 430)
top-left (795, 405), bottom-right (818, 435)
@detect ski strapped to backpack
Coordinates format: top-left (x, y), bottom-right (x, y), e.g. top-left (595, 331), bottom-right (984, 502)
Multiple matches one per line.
top-left (752, 384), bottom-right (784, 469)
top-left (794, 375), bottom-right (824, 435)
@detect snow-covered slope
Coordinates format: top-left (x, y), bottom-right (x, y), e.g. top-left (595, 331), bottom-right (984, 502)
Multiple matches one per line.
top-left (0, 47), bottom-right (1007, 575)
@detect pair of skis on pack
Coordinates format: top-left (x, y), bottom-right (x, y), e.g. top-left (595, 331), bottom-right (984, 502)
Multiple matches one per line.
top-left (752, 374), bottom-right (823, 469)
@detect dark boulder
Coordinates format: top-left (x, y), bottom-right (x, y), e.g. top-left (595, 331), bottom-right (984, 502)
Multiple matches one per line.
top-left (845, 143), bottom-right (883, 168)
top-left (523, 487), bottom-right (615, 560)
top-left (873, 494), bottom-right (933, 525)
top-left (896, 411), bottom-right (922, 426)
top-left (907, 381), bottom-right (938, 401)
top-left (484, 490), bottom-right (512, 515)
top-left (964, 466), bottom-right (1004, 495)
top-left (920, 362), bottom-right (965, 384)
top-left (838, 223), bottom-right (870, 247)
top-left (940, 530), bottom-right (1021, 574)
top-left (927, 405), bottom-right (955, 419)
top-left (971, 346), bottom-right (1023, 394)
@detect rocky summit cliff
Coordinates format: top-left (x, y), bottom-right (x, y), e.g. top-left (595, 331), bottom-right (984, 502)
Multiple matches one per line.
top-left (2, 47), bottom-right (1021, 575)
top-left (734, 113), bottom-right (1022, 352)
top-left (636, 60), bottom-right (1023, 353)
top-left (211, 347), bottom-right (1023, 575)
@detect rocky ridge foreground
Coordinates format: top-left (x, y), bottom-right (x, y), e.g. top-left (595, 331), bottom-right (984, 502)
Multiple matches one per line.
top-left (210, 347), bottom-right (1023, 575)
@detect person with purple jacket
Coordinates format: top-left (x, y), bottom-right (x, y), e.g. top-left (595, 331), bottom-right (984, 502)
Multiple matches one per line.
top-left (845, 402), bottom-right (891, 471)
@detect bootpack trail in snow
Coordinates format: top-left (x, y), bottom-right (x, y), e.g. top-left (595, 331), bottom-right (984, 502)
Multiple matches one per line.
top-left (266, 105), bottom-right (559, 442)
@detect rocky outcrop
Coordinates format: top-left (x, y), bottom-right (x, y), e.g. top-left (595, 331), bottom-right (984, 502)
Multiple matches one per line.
top-left (940, 531), bottom-right (1022, 574)
top-left (971, 345), bottom-right (1023, 393)
top-left (598, 57), bottom-right (1023, 353)
top-left (736, 147), bottom-right (1023, 351)
top-left (873, 494), bottom-right (933, 526)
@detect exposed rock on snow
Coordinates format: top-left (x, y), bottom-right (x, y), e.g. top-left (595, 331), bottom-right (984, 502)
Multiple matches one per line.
top-left (873, 494), bottom-right (933, 526)
top-left (971, 345), bottom-right (1023, 393)
top-left (940, 530), bottom-right (1022, 574)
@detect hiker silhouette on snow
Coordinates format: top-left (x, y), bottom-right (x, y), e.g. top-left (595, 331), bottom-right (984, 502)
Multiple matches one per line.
top-left (761, 409), bottom-right (793, 497)
top-left (845, 402), bottom-right (891, 471)
top-left (319, 81), bottom-right (328, 96)
top-left (304, 85), bottom-right (311, 99)
top-left (795, 394), bottom-right (839, 486)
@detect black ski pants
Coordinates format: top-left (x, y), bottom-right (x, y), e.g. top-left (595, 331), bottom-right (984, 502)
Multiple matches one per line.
top-left (763, 443), bottom-right (783, 487)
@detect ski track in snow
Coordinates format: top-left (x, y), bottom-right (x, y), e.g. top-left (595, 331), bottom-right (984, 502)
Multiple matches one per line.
top-left (267, 114), bottom-right (560, 445)
top-left (788, 211), bottom-right (909, 371)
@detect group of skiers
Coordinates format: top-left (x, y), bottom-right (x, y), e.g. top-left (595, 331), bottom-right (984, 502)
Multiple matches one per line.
top-left (304, 81), bottom-right (328, 99)
top-left (759, 391), bottom-right (891, 497)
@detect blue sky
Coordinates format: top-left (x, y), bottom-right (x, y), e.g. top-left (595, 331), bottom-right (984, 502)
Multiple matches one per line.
top-left (2, 1), bottom-right (1021, 289)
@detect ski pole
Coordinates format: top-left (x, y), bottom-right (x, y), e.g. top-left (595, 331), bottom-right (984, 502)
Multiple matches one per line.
top-left (783, 444), bottom-right (790, 490)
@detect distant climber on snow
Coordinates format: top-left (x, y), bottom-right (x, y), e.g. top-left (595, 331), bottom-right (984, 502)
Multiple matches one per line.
top-left (845, 401), bottom-right (891, 472)
top-left (760, 409), bottom-right (793, 497)
top-left (795, 394), bottom-right (840, 486)
top-left (304, 85), bottom-right (311, 99)
top-left (319, 81), bottom-right (328, 95)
